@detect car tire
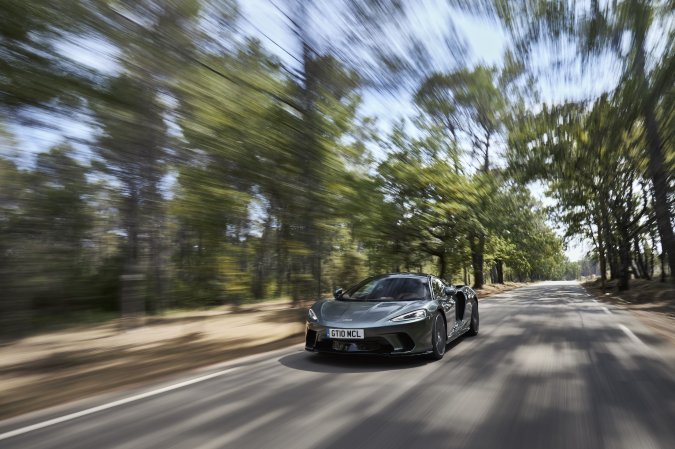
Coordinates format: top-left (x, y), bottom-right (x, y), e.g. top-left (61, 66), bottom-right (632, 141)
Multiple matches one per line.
top-left (467, 300), bottom-right (479, 336)
top-left (430, 313), bottom-right (446, 360)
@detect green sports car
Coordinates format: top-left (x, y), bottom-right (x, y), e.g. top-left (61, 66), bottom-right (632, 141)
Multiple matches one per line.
top-left (305, 273), bottom-right (479, 359)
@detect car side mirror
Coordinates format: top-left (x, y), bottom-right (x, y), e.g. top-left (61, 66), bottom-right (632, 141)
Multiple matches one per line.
top-left (443, 286), bottom-right (457, 297)
top-left (334, 288), bottom-right (343, 299)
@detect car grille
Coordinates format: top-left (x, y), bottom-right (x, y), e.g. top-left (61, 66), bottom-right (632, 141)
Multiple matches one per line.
top-left (315, 337), bottom-right (395, 354)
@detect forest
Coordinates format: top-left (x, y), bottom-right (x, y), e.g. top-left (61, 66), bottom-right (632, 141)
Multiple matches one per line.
top-left (0, 0), bottom-right (672, 335)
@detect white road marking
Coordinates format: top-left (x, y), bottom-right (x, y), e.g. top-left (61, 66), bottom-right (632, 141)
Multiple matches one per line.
top-left (602, 307), bottom-right (612, 315)
top-left (617, 324), bottom-right (646, 347)
top-left (0, 367), bottom-right (239, 442)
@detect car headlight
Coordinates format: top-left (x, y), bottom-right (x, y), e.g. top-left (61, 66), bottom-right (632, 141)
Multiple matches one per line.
top-left (307, 308), bottom-right (318, 322)
top-left (390, 309), bottom-right (427, 322)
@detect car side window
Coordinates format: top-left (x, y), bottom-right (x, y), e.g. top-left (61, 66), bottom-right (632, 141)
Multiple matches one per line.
top-left (431, 278), bottom-right (445, 299)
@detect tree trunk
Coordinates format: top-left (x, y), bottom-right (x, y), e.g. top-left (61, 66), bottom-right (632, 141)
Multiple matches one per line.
top-left (618, 228), bottom-right (631, 291)
top-left (634, 238), bottom-right (650, 280)
top-left (149, 226), bottom-right (166, 314)
top-left (599, 243), bottom-right (608, 286)
top-left (608, 248), bottom-right (619, 281)
top-left (636, 32), bottom-right (675, 283)
top-left (495, 259), bottom-right (504, 284)
top-left (595, 216), bottom-right (607, 289)
top-left (649, 239), bottom-right (655, 279)
top-left (600, 203), bottom-right (619, 281)
top-left (296, 4), bottom-right (324, 302)
top-left (276, 221), bottom-right (289, 297)
top-left (438, 253), bottom-right (447, 280)
top-left (469, 232), bottom-right (485, 289)
top-left (252, 213), bottom-right (274, 299)
top-left (120, 190), bottom-right (144, 329)
top-left (316, 249), bottom-right (322, 299)
top-left (643, 108), bottom-right (675, 282)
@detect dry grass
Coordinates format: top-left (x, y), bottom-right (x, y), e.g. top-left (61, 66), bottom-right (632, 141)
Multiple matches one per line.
top-left (475, 282), bottom-right (532, 298)
top-left (0, 300), bottom-right (307, 420)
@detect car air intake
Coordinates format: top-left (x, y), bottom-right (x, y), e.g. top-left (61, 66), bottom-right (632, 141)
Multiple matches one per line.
top-left (305, 329), bottom-right (317, 349)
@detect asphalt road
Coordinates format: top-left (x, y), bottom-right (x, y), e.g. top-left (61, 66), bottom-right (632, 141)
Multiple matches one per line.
top-left (2, 281), bottom-right (675, 449)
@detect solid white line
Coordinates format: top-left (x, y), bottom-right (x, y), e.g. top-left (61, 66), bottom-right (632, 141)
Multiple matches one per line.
top-left (617, 324), bottom-right (645, 347)
top-left (0, 367), bottom-right (239, 442)
top-left (601, 307), bottom-right (612, 315)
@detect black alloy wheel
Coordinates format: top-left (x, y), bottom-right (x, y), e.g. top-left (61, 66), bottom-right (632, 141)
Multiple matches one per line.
top-left (430, 313), bottom-right (446, 360)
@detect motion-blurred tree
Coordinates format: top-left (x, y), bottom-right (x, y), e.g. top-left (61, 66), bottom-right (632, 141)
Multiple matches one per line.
top-left (510, 94), bottom-right (659, 290)
top-left (453, 0), bottom-right (675, 285)
top-left (415, 66), bottom-right (507, 288)
top-left (92, 0), bottom-right (239, 316)
top-left (377, 130), bottom-right (471, 280)
top-left (174, 39), bottom-right (287, 303)
top-left (0, 145), bottom-right (92, 336)
top-left (0, 0), bottom-right (580, 338)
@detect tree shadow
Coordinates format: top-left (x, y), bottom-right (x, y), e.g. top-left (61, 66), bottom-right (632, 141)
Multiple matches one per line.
top-left (294, 284), bottom-right (675, 449)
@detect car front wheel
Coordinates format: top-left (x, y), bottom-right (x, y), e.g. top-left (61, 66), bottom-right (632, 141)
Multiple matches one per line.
top-left (430, 313), bottom-right (446, 360)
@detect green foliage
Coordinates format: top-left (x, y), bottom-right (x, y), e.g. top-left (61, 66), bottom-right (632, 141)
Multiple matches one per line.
top-left (0, 0), bottom-right (589, 338)
top-left (509, 92), bottom-right (665, 288)
top-left (454, 0), bottom-right (675, 287)
top-left (0, 146), bottom-right (113, 335)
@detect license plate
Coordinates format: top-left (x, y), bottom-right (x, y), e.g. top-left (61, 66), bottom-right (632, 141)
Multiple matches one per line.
top-left (327, 328), bottom-right (364, 339)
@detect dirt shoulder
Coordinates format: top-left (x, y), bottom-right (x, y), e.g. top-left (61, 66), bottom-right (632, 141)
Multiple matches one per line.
top-left (0, 283), bottom-right (529, 421)
top-left (581, 278), bottom-right (675, 346)
top-left (0, 300), bottom-right (309, 421)
top-left (475, 281), bottom-right (532, 298)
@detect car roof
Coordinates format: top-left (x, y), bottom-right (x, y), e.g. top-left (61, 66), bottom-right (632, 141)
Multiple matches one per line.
top-left (377, 272), bottom-right (431, 278)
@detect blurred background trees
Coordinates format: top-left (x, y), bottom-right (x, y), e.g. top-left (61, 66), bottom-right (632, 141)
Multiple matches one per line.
top-left (0, 0), bottom-right (671, 336)
top-left (454, 0), bottom-right (673, 290)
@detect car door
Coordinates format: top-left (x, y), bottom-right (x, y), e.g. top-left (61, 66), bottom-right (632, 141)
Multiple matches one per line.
top-left (431, 276), bottom-right (456, 340)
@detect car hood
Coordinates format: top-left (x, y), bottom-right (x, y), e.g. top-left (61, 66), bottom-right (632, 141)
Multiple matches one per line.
top-left (315, 299), bottom-right (428, 324)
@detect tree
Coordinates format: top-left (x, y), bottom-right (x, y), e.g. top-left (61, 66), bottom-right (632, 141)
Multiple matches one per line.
top-left (0, 145), bottom-right (92, 336)
top-left (91, 0), bottom-right (238, 316)
top-left (509, 94), bottom-right (657, 290)
top-left (454, 0), bottom-right (675, 283)
top-left (173, 39), bottom-right (288, 304)
top-left (93, 75), bottom-right (168, 318)
top-left (415, 66), bottom-right (507, 288)
top-left (376, 130), bottom-right (472, 279)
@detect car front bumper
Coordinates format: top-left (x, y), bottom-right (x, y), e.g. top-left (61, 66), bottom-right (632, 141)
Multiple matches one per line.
top-left (304, 318), bottom-right (433, 356)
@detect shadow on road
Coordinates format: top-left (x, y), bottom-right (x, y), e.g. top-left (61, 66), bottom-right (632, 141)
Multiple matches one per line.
top-left (290, 283), bottom-right (675, 449)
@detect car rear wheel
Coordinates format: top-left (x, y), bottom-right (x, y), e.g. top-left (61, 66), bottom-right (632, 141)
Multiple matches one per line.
top-left (467, 300), bottom-right (479, 336)
top-left (430, 313), bottom-right (446, 360)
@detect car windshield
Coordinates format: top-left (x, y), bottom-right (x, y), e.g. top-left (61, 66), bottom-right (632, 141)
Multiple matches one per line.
top-left (341, 276), bottom-right (431, 301)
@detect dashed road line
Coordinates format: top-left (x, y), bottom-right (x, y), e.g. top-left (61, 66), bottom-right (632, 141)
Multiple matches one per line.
top-left (617, 324), bottom-right (646, 348)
